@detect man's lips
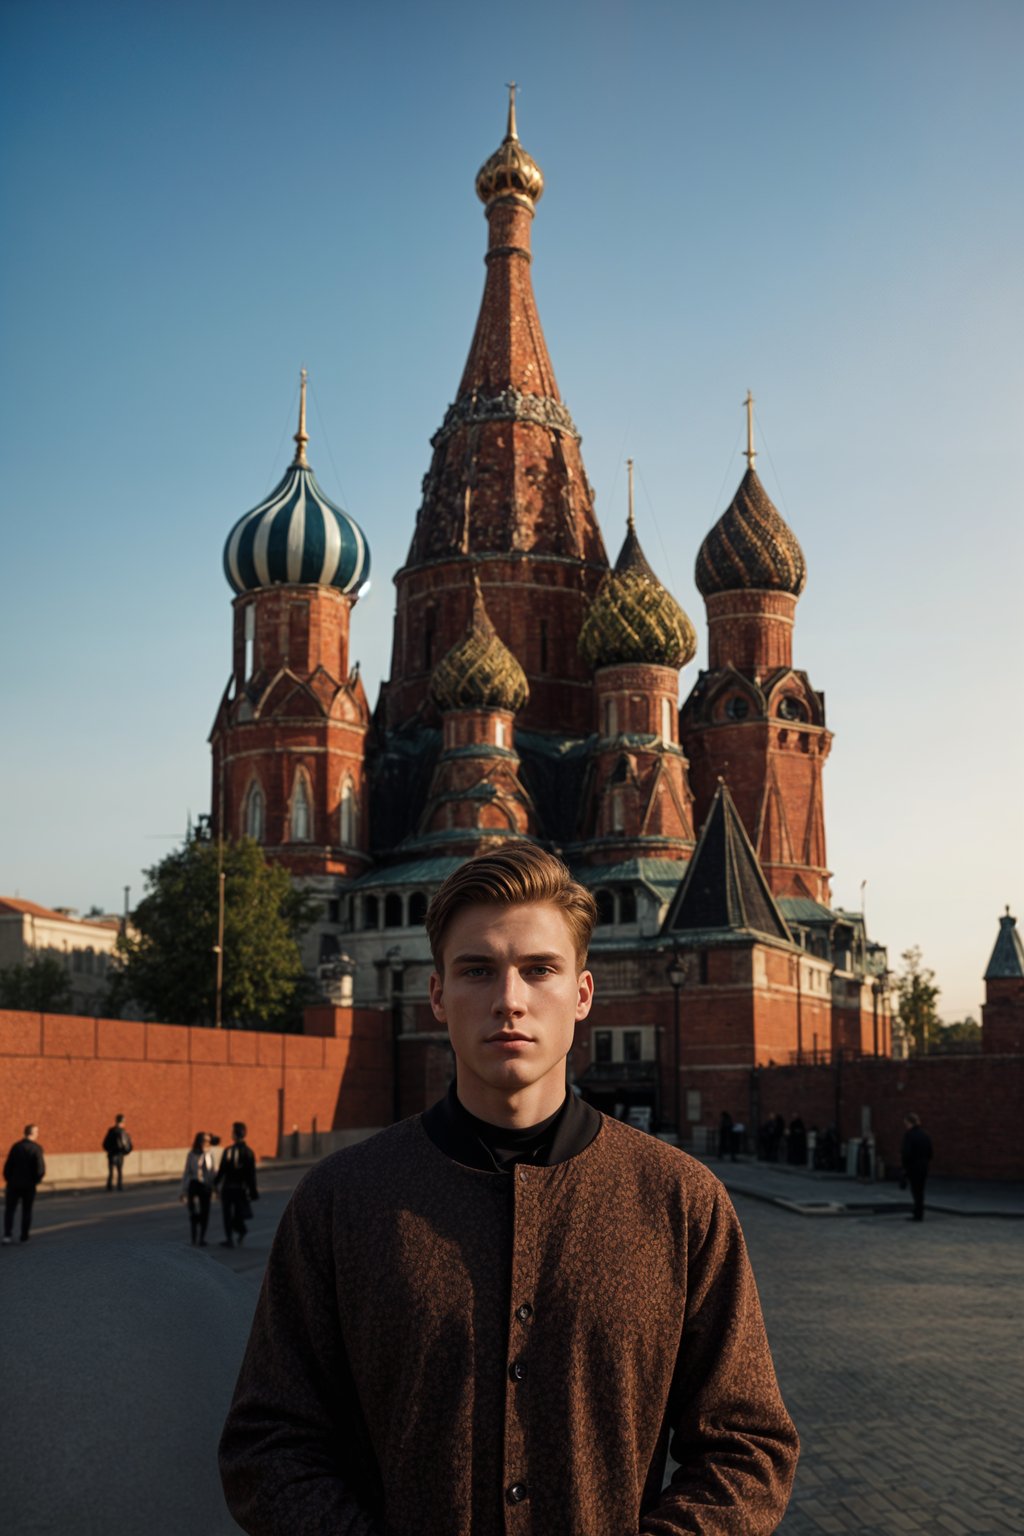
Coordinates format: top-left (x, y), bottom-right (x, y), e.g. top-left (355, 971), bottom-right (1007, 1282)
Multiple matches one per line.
top-left (485, 1031), bottom-right (533, 1044)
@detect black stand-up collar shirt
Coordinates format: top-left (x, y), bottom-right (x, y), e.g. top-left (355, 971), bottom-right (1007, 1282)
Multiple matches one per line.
top-left (422, 1082), bottom-right (601, 1173)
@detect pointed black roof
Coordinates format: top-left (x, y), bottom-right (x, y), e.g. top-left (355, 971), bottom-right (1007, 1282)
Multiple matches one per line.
top-left (663, 781), bottom-right (792, 942)
top-left (984, 909), bottom-right (1024, 980)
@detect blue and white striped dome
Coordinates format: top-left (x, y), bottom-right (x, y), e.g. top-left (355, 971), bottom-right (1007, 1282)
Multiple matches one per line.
top-left (223, 462), bottom-right (370, 597)
top-left (223, 371), bottom-right (371, 599)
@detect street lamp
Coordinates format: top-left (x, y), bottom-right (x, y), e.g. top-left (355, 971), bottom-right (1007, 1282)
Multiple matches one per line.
top-left (667, 953), bottom-right (688, 1143)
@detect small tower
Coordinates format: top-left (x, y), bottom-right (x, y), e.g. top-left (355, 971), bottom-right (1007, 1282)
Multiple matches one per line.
top-left (210, 371), bottom-right (372, 888)
top-left (414, 575), bottom-right (537, 853)
top-left (576, 461), bottom-right (697, 860)
top-left (681, 396), bottom-right (833, 902)
top-left (982, 908), bottom-right (1024, 1054)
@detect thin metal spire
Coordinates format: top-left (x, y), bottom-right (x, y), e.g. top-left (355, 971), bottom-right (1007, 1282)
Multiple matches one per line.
top-left (293, 367), bottom-right (309, 467)
top-left (627, 457), bottom-right (636, 530)
top-left (743, 390), bottom-right (757, 470)
top-left (505, 81), bottom-right (518, 141)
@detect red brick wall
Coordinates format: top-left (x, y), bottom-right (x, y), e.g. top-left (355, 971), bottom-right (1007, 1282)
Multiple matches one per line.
top-left (753, 1054), bottom-right (1024, 1180)
top-left (983, 977), bottom-right (1024, 1054)
top-left (0, 1007), bottom-right (391, 1159)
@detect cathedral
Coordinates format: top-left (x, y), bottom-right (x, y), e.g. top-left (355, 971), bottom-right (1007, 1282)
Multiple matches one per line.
top-left (210, 94), bottom-right (891, 1136)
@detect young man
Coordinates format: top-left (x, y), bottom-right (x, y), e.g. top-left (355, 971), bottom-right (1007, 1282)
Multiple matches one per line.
top-left (220, 844), bottom-right (798, 1534)
top-left (3, 1123), bottom-right (46, 1244)
top-left (102, 1113), bottom-right (132, 1191)
top-left (216, 1120), bottom-right (259, 1248)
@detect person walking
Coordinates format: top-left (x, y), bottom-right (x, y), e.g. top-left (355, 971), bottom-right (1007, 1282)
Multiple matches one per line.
top-left (102, 1113), bottom-right (133, 1191)
top-left (216, 1121), bottom-right (259, 1249)
top-left (3, 1124), bottom-right (46, 1244)
top-left (901, 1112), bottom-right (933, 1222)
top-left (717, 1109), bottom-right (733, 1159)
top-left (180, 1132), bottom-right (217, 1246)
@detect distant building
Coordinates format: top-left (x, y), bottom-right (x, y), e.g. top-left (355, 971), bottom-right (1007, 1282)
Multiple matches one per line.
top-left (982, 908), bottom-right (1024, 1054)
top-left (0, 898), bottom-right (120, 1016)
top-left (208, 95), bottom-right (892, 1134)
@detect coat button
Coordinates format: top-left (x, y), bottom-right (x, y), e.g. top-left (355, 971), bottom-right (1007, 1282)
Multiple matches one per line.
top-left (507, 1483), bottom-right (529, 1504)
top-left (516, 1303), bottom-right (533, 1322)
top-left (509, 1359), bottom-right (527, 1381)
top-left (518, 1168), bottom-right (528, 1182)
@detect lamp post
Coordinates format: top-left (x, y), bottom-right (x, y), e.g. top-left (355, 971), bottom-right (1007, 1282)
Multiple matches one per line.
top-left (667, 953), bottom-right (688, 1144)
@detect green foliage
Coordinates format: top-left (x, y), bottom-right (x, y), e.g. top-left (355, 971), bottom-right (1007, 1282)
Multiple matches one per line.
top-left (109, 837), bottom-right (320, 1030)
top-left (895, 946), bottom-right (941, 1055)
top-left (932, 1016), bottom-right (981, 1053)
top-left (0, 956), bottom-right (74, 1012)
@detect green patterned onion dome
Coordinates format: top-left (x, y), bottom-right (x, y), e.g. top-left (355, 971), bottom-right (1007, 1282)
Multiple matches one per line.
top-left (431, 577), bottom-right (529, 713)
top-left (695, 467), bottom-right (806, 598)
top-left (580, 520), bottom-right (696, 670)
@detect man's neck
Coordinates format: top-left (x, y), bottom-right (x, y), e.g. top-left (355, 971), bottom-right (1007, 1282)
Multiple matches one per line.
top-left (454, 1069), bottom-right (568, 1130)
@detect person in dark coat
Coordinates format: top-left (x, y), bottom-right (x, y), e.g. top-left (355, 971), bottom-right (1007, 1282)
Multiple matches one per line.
top-left (215, 1121), bottom-right (259, 1249)
top-left (901, 1112), bottom-right (933, 1222)
top-left (788, 1116), bottom-right (807, 1166)
top-left (220, 845), bottom-right (798, 1536)
top-left (3, 1124), bottom-right (46, 1243)
top-left (717, 1109), bottom-right (733, 1159)
top-left (102, 1113), bottom-right (133, 1190)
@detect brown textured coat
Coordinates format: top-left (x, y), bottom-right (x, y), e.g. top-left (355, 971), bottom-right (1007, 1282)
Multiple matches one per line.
top-left (220, 1114), bottom-right (798, 1535)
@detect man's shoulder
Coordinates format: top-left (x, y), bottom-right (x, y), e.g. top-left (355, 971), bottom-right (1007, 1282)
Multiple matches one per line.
top-left (291, 1116), bottom-right (429, 1208)
top-left (589, 1116), bottom-right (726, 1210)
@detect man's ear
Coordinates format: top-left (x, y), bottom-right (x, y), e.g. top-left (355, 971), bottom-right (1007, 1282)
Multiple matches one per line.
top-left (428, 971), bottom-right (446, 1024)
top-left (575, 969), bottom-right (594, 1022)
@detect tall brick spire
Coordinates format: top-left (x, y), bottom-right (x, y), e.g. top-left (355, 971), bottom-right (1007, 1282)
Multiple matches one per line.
top-left (381, 91), bottom-right (608, 738)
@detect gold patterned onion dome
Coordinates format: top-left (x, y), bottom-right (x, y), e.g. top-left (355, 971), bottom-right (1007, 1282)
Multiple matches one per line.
top-left (580, 520), bottom-right (697, 671)
top-left (695, 467), bottom-right (806, 598)
top-left (431, 577), bottom-right (529, 713)
top-left (476, 86), bottom-right (544, 210)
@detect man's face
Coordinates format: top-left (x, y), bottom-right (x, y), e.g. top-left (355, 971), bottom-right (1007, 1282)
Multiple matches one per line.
top-left (429, 901), bottom-right (593, 1115)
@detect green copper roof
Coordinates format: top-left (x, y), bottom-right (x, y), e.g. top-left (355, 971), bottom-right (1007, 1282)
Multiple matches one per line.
top-left (984, 910), bottom-right (1024, 980)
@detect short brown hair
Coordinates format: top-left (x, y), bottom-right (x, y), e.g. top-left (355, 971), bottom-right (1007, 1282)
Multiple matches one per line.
top-left (425, 843), bottom-right (597, 972)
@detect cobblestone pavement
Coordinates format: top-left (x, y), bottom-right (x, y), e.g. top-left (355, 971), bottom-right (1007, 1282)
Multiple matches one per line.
top-left (738, 1197), bottom-right (1023, 1535)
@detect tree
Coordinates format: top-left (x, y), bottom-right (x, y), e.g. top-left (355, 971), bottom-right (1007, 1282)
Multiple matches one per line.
top-left (0, 956), bottom-right (73, 1012)
top-left (894, 946), bottom-right (941, 1055)
top-left (108, 836), bottom-right (320, 1030)
top-left (932, 1016), bottom-right (981, 1053)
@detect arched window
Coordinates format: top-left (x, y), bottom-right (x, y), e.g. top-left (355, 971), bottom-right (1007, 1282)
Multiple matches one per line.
top-left (595, 888), bottom-right (615, 926)
top-left (661, 696), bottom-right (674, 742)
top-left (245, 781), bottom-right (265, 842)
top-left (409, 891), bottom-right (428, 925)
top-left (495, 718), bottom-right (507, 748)
top-left (362, 894), bottom-right (379, 931)
top-left (385, 892), bottom-right (403, 928)
top-left (618, 887), bottom-right (637, 924)
top-left (604, 698), bottom-right (618, 737)
top-left (611, 789), bottom-right (625, 832)
top-left (339, 778), bottom-right (356, 845)
top-left (291, 771), bottom-right (312, 842)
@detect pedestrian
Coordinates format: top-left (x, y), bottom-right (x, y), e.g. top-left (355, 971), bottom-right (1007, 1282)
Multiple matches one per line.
top-left (901, 1112), bottom-right (933, 1222)
top-left (220, 844), bottom-right (798, 1535)
top-left (731, 1116), bottom-right (746, 1161)
top-left (788, 1115), bottom-right (807, 1166)
top-left (717, 1108), bottom-right (733, 1159)
top-left (102, 1113), bottom-right (133, 1190)
top-left (3, 1123), bottom-right (46, 1244)
top-left (180, 1131), bottom-right (217, 1246)
top-left (216, 1121), bottom-right (259, 1249)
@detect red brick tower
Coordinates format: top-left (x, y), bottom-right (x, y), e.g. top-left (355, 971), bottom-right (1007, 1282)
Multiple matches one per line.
top-left (415, 575), bottom-right (538, 854)
top-left (210, 373), bottom-right (372, 882)
top-left (680, 396), bottom-right (833, 902)
top-left (378, 88), bottom-right (608, 739)
top-left (982, 908), bottom-right (1024, 1053)
top-left (576, 463), bottom-right (697, 861)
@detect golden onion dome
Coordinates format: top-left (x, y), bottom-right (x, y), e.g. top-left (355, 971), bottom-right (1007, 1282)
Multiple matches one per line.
top-left (431, 575), bottom-right (529, 714)
top-left (579, 464), bottom-right (697, 671)
top-left (475, 85), bottom-right (544, 210)
top-left (695, 466), bottom-right (806, 598)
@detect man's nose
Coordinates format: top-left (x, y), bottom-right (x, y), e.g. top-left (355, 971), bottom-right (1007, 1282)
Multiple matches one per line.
top-left (493, 967), bottom-right (526, 1016)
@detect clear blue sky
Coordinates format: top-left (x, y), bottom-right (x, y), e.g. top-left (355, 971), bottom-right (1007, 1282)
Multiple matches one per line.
top-left (2, 0), bottom-right (1020, 1020)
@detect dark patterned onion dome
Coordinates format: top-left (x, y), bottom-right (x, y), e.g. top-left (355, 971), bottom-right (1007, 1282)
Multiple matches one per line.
top-left (580, 516), bottom-right (696, 671)
top-left (476, 88), bottom-right (544, 210)
top-left (431, 578), bottom-right (529, 713)
top-left (223, 376), bottom-right (370, 598)
top-left (695, 467), bottom-right (805, 598)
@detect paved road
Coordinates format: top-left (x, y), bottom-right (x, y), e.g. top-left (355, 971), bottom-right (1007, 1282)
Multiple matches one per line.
top-left (2, 1163), bottom-right (1021, 1535)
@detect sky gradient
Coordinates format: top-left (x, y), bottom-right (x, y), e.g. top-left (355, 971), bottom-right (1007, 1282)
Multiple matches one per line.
top-left (2, 0), bottom-right (1021, 1020)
